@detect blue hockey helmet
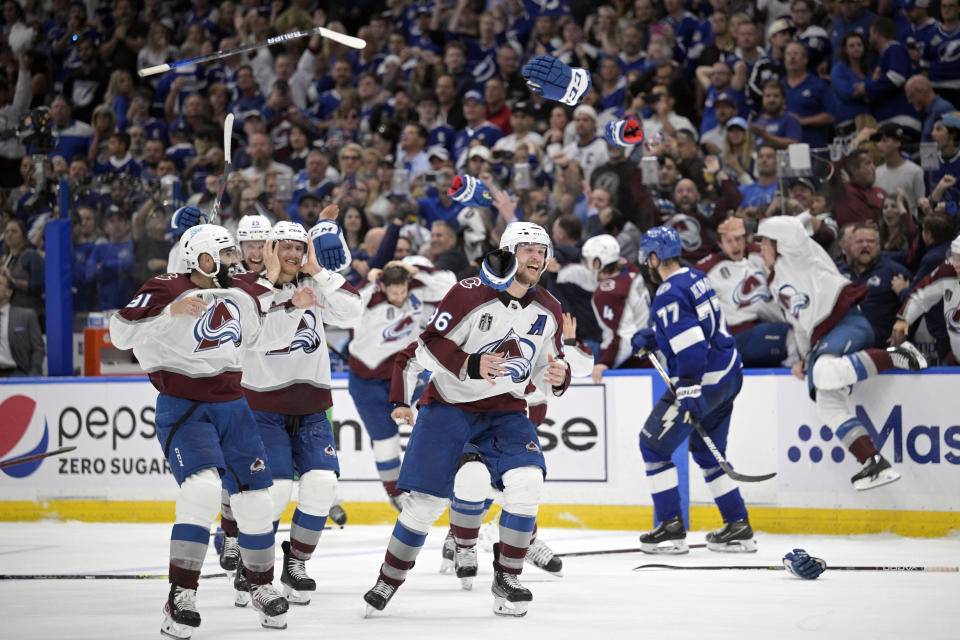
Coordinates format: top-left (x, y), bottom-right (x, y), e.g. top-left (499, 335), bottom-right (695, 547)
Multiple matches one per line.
top-left (639, 226), bottom-right (682, 264)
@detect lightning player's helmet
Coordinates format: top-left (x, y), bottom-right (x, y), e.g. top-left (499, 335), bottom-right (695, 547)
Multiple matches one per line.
top-left (181, 224), bottom-right (237, 277)
top-left (639, 225), bottom-right (682, 264)
top-left (272, 221), bottom-right (309, 244)
top-left (499, 221), bottom-right (553, 262)
top-left (236, 214), bottom-right (272, 242)
top-left (582, 234), bottom-right (621, 273)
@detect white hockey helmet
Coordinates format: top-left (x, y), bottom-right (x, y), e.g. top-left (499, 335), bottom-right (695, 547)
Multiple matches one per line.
top-left (236, 214), bottom-right (272, 242)
top-left (500, 221), bottom-right (553, 261)
top-left (181, 224), bottom-right (237, 277)
top-left (582, 234), bottom-right (621, 273)
top-left (272, 220), bottom-right (310, 244)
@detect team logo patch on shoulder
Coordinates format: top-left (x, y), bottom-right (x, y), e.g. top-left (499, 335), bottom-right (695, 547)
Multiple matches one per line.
top-left (867, 275), bottom-right (881, 287)
top-left (599, 279), bottom-right (617, 291)
top-left (250, 458), bottom-right (266, 474)
top-left (656, 282), bottom-right (672, 296)
top-left (324, 444), bottom-right (337, 457)
top-left (479, 313), bottom-right (493, 331)
top-left (525, 441), bottom-right (540, 453)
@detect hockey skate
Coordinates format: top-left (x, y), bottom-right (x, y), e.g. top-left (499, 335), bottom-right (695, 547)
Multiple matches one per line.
top-left (161, 584), bottom-right (200, 640)
top-left (491, 543), bottom-right (532, 617)
top-left (706, 518), bottom-right (757, 552)
top-left (852, 453), bottom-right (900, 490)
top-left (455, 545), bottom-right (478, 590)
top-left (250, 583), bottom-right (289, 629)
top-left (219, 532), bottom-right (239, 577)
top-left (887, 342), bottom-right (928, 371)
top-left (363, 577), bottom-right (398, 616)
top-left (439, 528), bottom-right (455, 574)
top-left (329, 503), bottom-right (347, 526)
top-left (280, 540), bottom-right (316, 605)
top-left (233, 555), bottom-right (251, 607)
top-left (525, 538), bottom-right (563, 576)
top-left (639, 516), bottom-right (688, 554)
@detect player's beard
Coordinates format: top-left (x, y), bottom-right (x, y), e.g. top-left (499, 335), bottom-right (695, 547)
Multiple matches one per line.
top-left (215, 262), bottom-right (234, 288)
top-left (515, 261), bottom-right (542, 287)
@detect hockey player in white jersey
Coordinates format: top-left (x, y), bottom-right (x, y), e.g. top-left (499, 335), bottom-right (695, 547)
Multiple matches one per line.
top-left (348, 260), bottom-right (456, 509)
top-left (891, 234), bottom-right (960, 364)
top-left (696, 217), bottom-right (796, 367)
top-left (755, 215), bottom-right (928, 490)
top-left (110, 224), bottom-right (317, 637)
top-left (363, 222), bottom-right (571, 618)
top-left (581, 234), bottom-right (652, 383)
top-left (236, 214), bottom-right (272, 273)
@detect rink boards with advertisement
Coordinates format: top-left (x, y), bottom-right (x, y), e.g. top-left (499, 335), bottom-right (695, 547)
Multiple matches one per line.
top-left (1, 370), bottom-right (958, 536)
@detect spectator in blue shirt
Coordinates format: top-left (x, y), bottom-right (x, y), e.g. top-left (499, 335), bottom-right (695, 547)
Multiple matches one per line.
top-left (905, 74), bottom-right (958, 142)
top-left (416, 166), bottom-right (463, 229)
top-left (831, 32), bottom-right (872, 137)
top-left (783, 42), bottom-right (835, 148)
top-left (738, 145), bottom-right (779, 210)
top-left (866, 17), bottom-right (922, 138)
top-left (830, 0), bottom-right (878, 61)
top-left (85, 207), bottom-right (135, 311)
top-left (49, 96), bottom-right (94, 163)
top-left (228, 65), bottom-right (266, 119)
top-left (750, 80), bottom-right (802, 149)
top-left (928, 113), bottom-right (960, 204)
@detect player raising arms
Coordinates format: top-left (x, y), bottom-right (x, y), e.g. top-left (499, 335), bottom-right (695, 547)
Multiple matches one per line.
top-left (755, 215), bottom-right (928, 489)
top-left (110, 225), bottom-right (318, 637)
top-left (348, 259), bottom-right (456, 509)
top-left (631, 227), bottom-right (755, 554)
top-left (363, 222), bottom-right (571, 618)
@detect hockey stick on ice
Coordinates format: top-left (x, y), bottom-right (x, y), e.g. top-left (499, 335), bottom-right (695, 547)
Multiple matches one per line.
top-left (138, 27), bottom-right (366, 77)
top-left (0, 446), bottom-right (76, 470)
top-left (643, 351), bottom-right (776, 483)
top-left (0, 571), bottom-right (228, 581)
top-left (557, 544), bottom-right (706, 558)
top-left (207, 112), bottom-right (234, 225)
top-left (633, 563), bottom-right (959, 572)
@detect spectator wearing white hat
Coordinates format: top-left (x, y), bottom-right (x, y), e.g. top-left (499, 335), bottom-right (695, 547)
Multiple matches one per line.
top-left (558, 105), bottom-right (608, 182)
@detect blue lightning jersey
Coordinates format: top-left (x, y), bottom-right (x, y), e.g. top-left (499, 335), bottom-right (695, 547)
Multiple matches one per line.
top-left (651, 267), bottom-right (740, 388)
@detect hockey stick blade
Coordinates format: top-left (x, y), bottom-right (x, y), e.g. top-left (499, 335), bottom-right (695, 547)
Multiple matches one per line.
top-left (208, 112), bottom-right (234, 225)
top-left (0, 571), bottom-right (228, 581)
top-left (642, 351), bottom-right (776, 483)
top-left (317, 27), bottom-right (366, 49)
top-left (0, 446), bottom-right (77, 469)
top-left (558, 544), bottom-right (706, 558)
top-left (633, 564), bottom-right (959, 572)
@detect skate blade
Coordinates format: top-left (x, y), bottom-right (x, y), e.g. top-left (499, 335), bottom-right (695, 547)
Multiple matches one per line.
top-left (492, 595), bottom-right (529, 617)
top-left (439, 558), bottom-right (454, 574)
top-left (364, 603), bottom-right (383, 618)
top-left (459, 576), bottom-right (474, 591)
top-left (525, 559), bottom-right (563, 577)
top-left (640, 540), bottom-right (689, 555)
top-left (257, 612), bottom-right (287, 630)
top-left (706, 539), bottom-right (757, 553)
top-left (853, 468), bottom-right (901, 491)
top-left (234, 590), bottom-right (250, 607)
top-left (160, 614), bottom-right (196, 640)
top-left (282, 584), bottom-right (313, 605)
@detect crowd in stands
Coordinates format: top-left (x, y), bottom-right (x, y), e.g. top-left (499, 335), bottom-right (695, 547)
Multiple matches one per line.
top-left (0, 0), bottom-right (958, 372)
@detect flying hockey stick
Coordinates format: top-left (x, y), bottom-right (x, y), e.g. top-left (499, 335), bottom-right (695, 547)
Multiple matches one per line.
top-left (207, 112), bottom-right (234, 225)
top-left (138, 27), bottom-right (366, 77)
top-left (0, 571), bottom-right (228, 581)
top-left (633, 563), bottom-right (959, 572)
top-left (557, 544), bottom-right (706, 558)
top-left (0, 446), bottom-right (76, 470)
top-left (643, 351), bottom-right (776, 483)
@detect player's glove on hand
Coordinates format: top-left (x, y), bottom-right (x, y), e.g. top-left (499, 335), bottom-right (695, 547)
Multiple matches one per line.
top-left (309, 220), bottom-right (351, 272)
top-left (604, 118), bottom-right (644, 147)
top-left (449, 174), bottom-right (493, 208)
top-left (675, 380), bottom-right (707, 422)
top-left (521, 55), bottom-right (592, 106)
top-left (630, 328), bottom-right (657, 354)
top-left (170, 205), bottom-right (204, 238)
top-left (782, 548), bottom-right (827, 579)
top-left (479, 247), bottom-right (518, 291)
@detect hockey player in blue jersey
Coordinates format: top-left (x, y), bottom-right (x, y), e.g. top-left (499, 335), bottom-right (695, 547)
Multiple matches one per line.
top-left (630, 226), bottom-right (755, 554)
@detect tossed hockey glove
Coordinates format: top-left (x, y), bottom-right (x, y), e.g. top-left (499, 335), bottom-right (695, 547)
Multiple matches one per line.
top-left (449, 174), bottom-right (493, 208)
top-left (309, 219), bottom-right (352, 272)
top-left (170, 205), bottom-right (204, 238)
top-left (521, 55), bottom-right (592, 106)
top-left (479, 247), bottom-right (518, 291)
top-left (782, 548), bottom-right (827, 579)
top-left (604, 117), bottom-right (644, 147)
top-left (630, 328), bottom-right (657, 354)
top-left (674, 380), bottom-right (708, 422)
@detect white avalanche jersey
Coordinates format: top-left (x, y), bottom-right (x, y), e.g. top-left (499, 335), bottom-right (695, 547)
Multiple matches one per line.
top-left (695, 246), bottom-right (784, 331)
top-left (110, 273), bottom-right (303, 402)
top-left (406, 277), bottom-right (570, 412)
top-left (349, 268), bottom-right (457, 379)
top-left (240, 270), bottom-right (362, 414)
top-left (592, 263), bottom-right (651, 368)
top-left (758, 216), bottom-right (866, 359)
top-left (899, 262), bottom-right (960, 362)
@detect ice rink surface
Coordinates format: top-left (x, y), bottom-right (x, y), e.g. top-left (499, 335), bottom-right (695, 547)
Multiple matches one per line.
top-left (0, 522), bottom-right (956, 640)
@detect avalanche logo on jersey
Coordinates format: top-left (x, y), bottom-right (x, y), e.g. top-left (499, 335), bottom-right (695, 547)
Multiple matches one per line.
top-left (733, 272), bottom-right (772, 309)
top-left (947, 304), bottom-right (960, 335)
top-left (663, 213), bottom-right (702, 252)
top-left (194, 298), bottom-right (242, 352)
top-left (777, 284), bottom-right (810, 319)
top-left (478, 328), bottom-right (536, 383)
top-left (383, 314), bottom-right (417, 343)
top-left (267, 310), bottom-right (322, 355)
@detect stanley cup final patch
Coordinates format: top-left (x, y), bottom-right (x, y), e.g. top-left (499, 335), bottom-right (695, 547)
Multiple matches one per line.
top-left (478, 313), bottom-right (493, 331)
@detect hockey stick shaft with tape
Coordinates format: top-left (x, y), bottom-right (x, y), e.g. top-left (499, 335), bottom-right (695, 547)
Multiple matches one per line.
top-left (0, 572), bottom-right (228, 581)
top-left (557, 544), bottom-right (706, 558)
top-left (643, 351), bottom-right (775, 482)
top-left (633, 563), bottom-right (959, 572)
top-left (138, 27), bottom-right (365, 77)
top-left (0, 446), bottom-right (77, 469)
